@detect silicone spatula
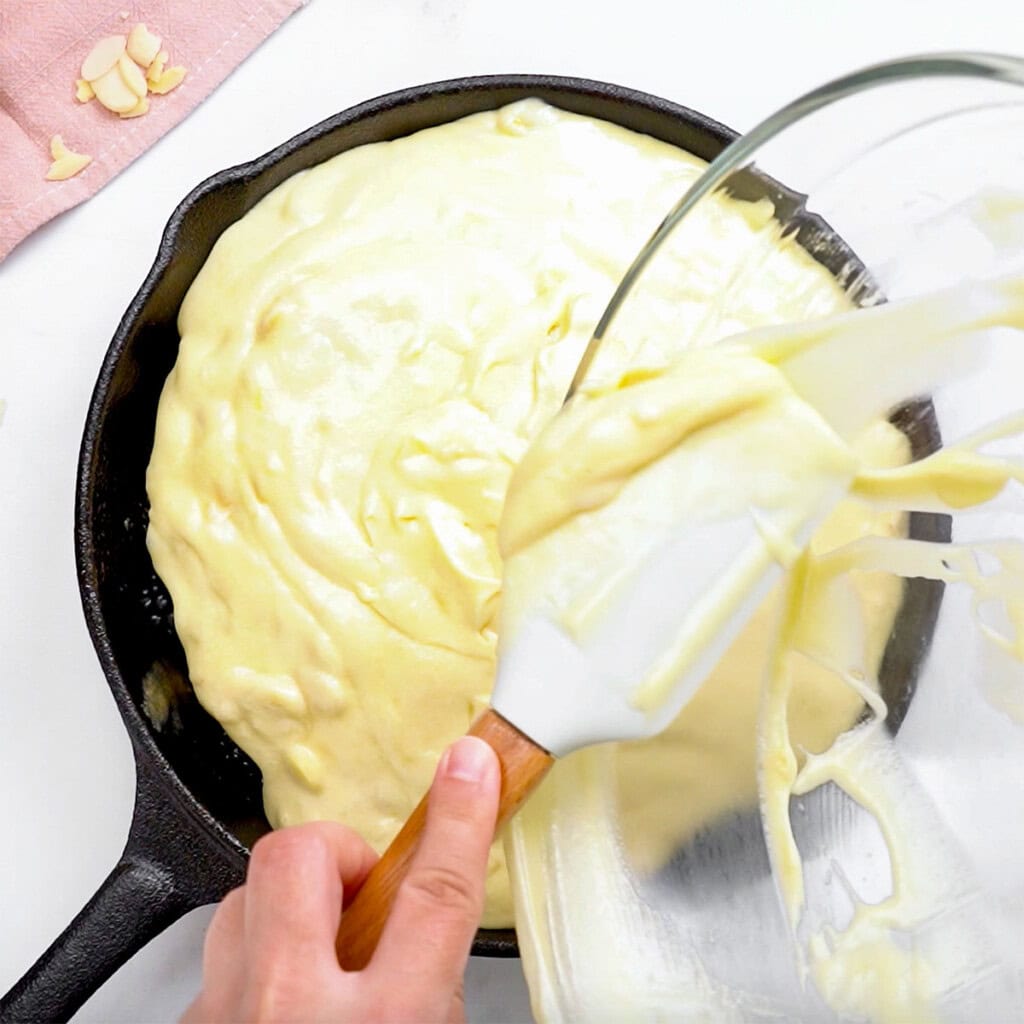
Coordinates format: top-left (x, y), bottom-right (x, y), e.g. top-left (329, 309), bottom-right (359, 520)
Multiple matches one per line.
top-left (334, 275), bottom-right (1019, 969)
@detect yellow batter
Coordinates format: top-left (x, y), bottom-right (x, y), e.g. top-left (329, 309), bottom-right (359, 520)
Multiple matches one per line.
top-left (148, 98), bottom-right (872, 926)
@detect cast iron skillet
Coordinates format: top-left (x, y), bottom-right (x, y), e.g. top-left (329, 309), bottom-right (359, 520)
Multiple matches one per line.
top-left (0, 74), bottom-right (947, 1024)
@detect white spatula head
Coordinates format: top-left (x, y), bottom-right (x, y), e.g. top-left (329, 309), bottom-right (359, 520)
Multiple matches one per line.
top-left (493, 347), bottom-right (855, 757)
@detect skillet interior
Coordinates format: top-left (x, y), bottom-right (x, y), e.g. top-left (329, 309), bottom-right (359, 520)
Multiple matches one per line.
top-left (76, 75), bottom-right (739, 958)
top-left (75, 74), bottom-right (946, 961)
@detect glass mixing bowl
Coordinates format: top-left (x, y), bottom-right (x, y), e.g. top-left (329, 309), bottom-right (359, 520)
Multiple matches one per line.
top-left (511, 53), bottom-right (1024, 1021)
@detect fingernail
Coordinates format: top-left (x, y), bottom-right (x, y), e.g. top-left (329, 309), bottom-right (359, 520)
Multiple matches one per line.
top-left (443, 736), bottom-right (495, 783)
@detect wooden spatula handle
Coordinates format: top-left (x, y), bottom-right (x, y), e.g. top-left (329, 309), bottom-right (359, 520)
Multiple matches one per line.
top-left (334, 708), bottom-right (554, 971)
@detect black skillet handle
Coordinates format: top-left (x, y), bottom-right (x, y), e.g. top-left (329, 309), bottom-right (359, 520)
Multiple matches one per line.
top-left (0, 855), bottom-right (187, 1023)
top-left (0, 751), bottom-right (243, 1024)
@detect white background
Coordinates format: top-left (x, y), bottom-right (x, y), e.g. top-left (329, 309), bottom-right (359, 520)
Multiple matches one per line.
top-left (2, 1), bottom-right (1023, 1020)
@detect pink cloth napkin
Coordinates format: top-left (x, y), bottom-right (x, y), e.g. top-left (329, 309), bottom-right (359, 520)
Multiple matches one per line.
top-left (0, 0), bottom-right (305, 262)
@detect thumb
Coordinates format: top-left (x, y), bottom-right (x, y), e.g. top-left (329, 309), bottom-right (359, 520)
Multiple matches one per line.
top-left (369, 736), bottom-right (500, 1002)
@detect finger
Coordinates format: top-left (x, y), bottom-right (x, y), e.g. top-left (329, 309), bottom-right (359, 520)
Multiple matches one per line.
top-left (447, 978), bottom-right (468, 1024)
top-left (244, 821), bottom-right (378, 972)
top-left (370, 737), bottom-right (499, 1008)
top-left (182, 889), bottom-right (246, 1023)
top-left (203, 886), bottom-right (246, 977)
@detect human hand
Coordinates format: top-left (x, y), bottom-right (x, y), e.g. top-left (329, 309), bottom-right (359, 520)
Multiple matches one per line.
top-left (183, 735), bottom-right (501, 1023)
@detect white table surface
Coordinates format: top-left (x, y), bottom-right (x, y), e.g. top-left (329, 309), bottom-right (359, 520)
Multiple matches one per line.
top-left (1, 1), bottom-right (1021, 1020)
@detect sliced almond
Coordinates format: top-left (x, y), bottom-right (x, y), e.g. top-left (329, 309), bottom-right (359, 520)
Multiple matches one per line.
top-left (75, 78), bottom-right (95, 102)
top-left (46, 136), bottom-right (91, 180)
top-left (148, 65), bottom-right (186, 96)
top-left (91, 64), bottom-right (139, 113)
top-left (118, 52), bottom-right (148, 98)
top-left (47, 153), bottom-right (92, 180)
top-left (146, 50), bottom-right (169, 85)
top-left (81, 35), bottom-right (126, 83)
top-left (120, 95), bottom-right (150, 119)
top-left (127, 23), bottom-right (162, 68)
